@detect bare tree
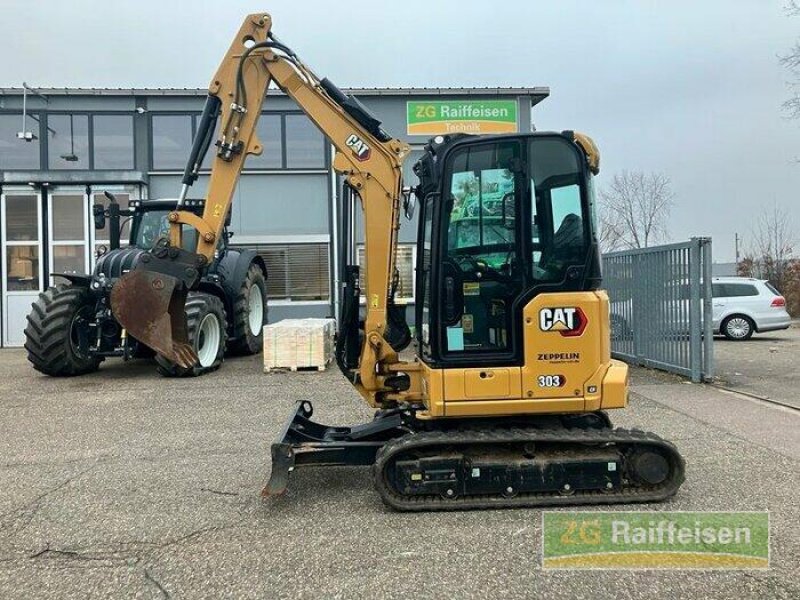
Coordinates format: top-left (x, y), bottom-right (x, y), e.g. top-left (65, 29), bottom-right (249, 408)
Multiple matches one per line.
top-left (782, 1), bottom-right (800, 119)
top-left (597, 210), bottom-right (625, 253)
top-left (739, 204), bottom-right (796, 282)
top-left (597, 171), bottom-right (674, 251)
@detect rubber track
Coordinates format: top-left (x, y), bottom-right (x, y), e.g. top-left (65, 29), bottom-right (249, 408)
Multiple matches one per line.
top-left (373, 427), bottom-right (685, 512)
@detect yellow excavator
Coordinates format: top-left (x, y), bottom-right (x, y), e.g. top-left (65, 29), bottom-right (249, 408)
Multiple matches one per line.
top-left (110, 13), bottom-right (685, 510)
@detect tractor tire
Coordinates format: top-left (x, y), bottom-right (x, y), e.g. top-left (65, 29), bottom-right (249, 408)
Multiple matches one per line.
top-left (228, 263), bottom-right (267, 355)
top-left (24, 284), bottom-right (102, 376)
top-left (155, 292), bottom-right (227, 377)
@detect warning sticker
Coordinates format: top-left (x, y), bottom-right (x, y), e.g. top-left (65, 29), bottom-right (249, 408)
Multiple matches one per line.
top-left (463, 282), bottom-right (480, 296)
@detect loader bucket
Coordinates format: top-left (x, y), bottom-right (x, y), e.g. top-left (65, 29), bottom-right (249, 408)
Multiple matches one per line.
top-left (110, 270), bottom-right (198, 368)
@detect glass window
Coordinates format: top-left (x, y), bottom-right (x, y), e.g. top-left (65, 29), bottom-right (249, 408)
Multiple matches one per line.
top-left (529, 138), bottom-right (586, 282)
top-left (442, 141), bottom-right (521, 353)
top-left (285, 115), bottom-right (325, 168)
top-left (0, 114), bottom-right (41, 169)
top-left (5, 195), bottom-right (39, 241)
top-left (723, 283), bottom-right (759, 297)
top-left (129, 208), bottom-right (198, 252)
top-left (152, 114), bottom-right (192, 170)
top-left (93, 115), bottom-right (134, 169)
top-left (52, 245), bottom-right (85, 274)
top-left (711, 283), bottom-right (725, 298)
top-left (48, 114), bottom-right (89, 170)
top-left (246, 114), bottom-right (283, 169)
top-left (133, 209), bottom-right (171, 248)
top-left (6, 246), bottom-right (39, 291)
top-left (51, 194), bottom-right (85, 241)
top-left (419, 195), bottom-right (435, 349)
top-left (446, 144), bottom-right (517, 267)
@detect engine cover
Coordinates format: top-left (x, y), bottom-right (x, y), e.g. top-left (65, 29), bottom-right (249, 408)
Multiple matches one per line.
top-left (94, 247), bottom-right (146, 279)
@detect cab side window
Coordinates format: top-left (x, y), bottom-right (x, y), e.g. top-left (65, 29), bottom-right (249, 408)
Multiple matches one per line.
top-left (529, 138), bottom-right (586, 282)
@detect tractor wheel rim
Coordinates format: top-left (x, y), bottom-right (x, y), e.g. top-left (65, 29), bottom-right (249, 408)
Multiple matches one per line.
top-left (69, 308), bottom-right (92, 359)
top-left (197, 313), bottom-right (221, 367)
top-left (248, 285), bottom-right (264, 335)
top-left (727, 318), bottom-right (750, 338)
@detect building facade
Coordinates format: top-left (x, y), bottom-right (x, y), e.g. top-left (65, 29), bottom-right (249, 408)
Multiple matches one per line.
top-left (0, 86), bottom-right (548, 346)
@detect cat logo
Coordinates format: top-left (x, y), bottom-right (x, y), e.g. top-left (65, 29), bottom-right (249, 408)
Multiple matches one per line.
top-left (539, 307), bottom-right (588, 337)
top-left (345, 134), bottom-right (371, 161)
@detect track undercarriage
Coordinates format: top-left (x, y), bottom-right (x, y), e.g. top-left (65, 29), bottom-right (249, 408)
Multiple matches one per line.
top-left (263, 402), bottom-right (685, 511)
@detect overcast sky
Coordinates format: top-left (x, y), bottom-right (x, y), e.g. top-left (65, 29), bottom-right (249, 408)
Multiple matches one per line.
top-left (1, 0), bottom-right (798, 261)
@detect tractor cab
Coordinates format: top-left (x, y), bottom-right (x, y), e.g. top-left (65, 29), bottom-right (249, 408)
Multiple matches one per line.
top-left (92, 197), bottom-right (228, 256)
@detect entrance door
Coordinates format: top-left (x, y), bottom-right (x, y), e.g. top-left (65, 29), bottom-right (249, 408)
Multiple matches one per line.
top-left (47, 188), bottom-right (90, 285)
top-left (1, 190), bottom-right (44, 346)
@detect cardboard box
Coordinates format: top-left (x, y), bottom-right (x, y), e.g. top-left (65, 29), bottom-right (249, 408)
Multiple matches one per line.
top-left (263, 318), bottom-right (336, 372)
top-left (7, 247), bottom-right (36, 280)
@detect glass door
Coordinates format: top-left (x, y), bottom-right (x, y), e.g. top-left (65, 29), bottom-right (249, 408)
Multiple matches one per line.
top-left (439, 140), bottom-right (523, 357)
top-left (1, 190), bottom-right (44, 346)
top-left (47, 188), bottom-right (90, 284)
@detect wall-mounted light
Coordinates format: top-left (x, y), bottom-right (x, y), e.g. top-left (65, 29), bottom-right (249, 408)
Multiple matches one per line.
top-left (17, 83), bottom-right (48, 142)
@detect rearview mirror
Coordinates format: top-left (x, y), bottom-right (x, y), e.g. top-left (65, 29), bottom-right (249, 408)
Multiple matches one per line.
top-left (402, 187), bottom-right (416, 220)
top-left (92, 204), bottom-right (106, 230)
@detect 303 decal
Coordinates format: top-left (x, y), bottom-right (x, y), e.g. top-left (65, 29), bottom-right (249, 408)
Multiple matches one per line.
top-left (537, 374), bottom-right (566, 388)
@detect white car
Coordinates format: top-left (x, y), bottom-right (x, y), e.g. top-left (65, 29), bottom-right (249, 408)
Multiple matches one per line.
top-left (712, 277), bottom-right (791, 340)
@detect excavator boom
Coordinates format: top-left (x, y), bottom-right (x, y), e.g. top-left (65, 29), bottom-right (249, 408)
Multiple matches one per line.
top-left (111, 14), bottom-right (409, 386)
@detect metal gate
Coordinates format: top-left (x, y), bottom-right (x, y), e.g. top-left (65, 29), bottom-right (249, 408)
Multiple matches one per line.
top-left (602, 238), bottom-right (714, 382)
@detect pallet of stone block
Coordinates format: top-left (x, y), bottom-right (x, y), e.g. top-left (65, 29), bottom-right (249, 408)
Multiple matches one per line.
top-left (263, 318), bottom-right (336, 373)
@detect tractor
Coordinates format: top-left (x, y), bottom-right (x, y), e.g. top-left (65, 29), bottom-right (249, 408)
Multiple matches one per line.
top-left (24, 193), bottom-right (267, 377)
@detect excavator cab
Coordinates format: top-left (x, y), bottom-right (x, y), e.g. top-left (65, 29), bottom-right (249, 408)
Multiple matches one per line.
top-left (413, 132), bottom-right (602, 364)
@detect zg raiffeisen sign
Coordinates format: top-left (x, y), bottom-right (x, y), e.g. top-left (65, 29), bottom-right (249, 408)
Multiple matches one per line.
top-left (407, 100), bottom-right (518, 135)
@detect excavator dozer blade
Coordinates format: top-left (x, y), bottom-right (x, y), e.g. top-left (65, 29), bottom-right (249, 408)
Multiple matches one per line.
top-left (110, 270), bottom-right (198, 368)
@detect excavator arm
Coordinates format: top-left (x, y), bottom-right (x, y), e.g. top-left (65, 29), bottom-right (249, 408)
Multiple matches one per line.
top-left (110, 13), bottom-right (411, 402)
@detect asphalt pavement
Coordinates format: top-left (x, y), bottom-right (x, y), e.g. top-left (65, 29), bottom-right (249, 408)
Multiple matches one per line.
top-left (712, 324), bottom-right (800, 409)
top-left (0, 346), bottom-right (798, 599)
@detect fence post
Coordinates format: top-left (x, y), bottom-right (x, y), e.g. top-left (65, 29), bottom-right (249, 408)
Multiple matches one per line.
top-left (700, 237), bottom-right (714, 380)
top-left (632, 252), bottom-right (644, 366)
top-left (689, 238), bottom-right (702, 382)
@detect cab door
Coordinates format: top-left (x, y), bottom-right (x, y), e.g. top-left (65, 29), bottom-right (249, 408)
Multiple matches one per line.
top-left (432, 139), bottom-right (526, 402)
top-left (437, 139), bottom-right (525, 363)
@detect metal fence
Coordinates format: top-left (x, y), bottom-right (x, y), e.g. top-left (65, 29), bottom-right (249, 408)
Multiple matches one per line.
top-left (602, 238), bottom-right (714, 382)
